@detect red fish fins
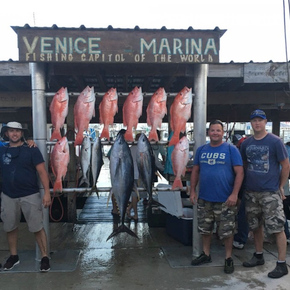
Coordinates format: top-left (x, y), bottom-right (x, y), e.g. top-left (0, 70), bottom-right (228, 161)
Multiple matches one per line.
top-left (100, 126), bottom-right (110, 140)
top-left (50, 129), bottom-right (62, 141)
top-left (168, 132), bottom-right (180, 146)
top-left (74, 132), bottom-right (84, 146)
top-left (171, 178), bottom-right (183, 190)
top-left (53, 179), bottom-right (63, 193)
top-left (124, 130), bottom-right (134, 142)
top-left (148, 130), bottom-right (159, 142)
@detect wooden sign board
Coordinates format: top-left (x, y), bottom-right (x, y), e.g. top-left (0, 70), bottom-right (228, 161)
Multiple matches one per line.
top-left (13, 26), bottom-right (225, 64)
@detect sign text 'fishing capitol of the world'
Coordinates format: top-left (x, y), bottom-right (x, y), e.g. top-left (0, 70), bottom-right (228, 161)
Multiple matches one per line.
top-left (13, 28), bottom-right (224, 64)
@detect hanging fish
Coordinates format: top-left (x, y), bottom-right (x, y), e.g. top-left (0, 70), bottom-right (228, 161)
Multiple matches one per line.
top-left (107, 130), bottom-right (138, 241)
top-left (50, 136), bottom-right (70, 193)
top-left (74, 86), bottom-right (95, 146)
top-left (171, 136), bottom-right (189, 190)
top-left (99, 87), bottom-right (118, 140)
top-left (122, 86), bottom-right (143, 142)
top-left (168, 87), bottom-right (192, 146)
top-left (147, 87), bottom-right (167, 142)
top-left (50, 87), bottom-right (69, 141)
top-left (136, 133), bottom-right (165, 208)
top-left (90, 137), bottom-right (104, 196)
top-left (79, 135), bottom-right (91, 187)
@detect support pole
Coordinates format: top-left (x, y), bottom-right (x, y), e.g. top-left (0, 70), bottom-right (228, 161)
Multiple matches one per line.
top-left (30, 63), bottom-right (50, 260)
top-left (192, 64), bottom-right (208, 258)
top-left (271, 109), bottom-right (280, 137)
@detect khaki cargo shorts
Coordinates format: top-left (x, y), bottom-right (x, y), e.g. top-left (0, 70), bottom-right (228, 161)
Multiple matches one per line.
top-left (1, 192), bottom-right (44, 233)
top-left (244, 190), bottom-right (285, 234)
top-left (197, 198), bottom-right (237, 240)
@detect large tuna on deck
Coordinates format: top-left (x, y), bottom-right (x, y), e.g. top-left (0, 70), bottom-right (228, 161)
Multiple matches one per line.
top-left (136, 133), bottom-right (165, 208)
top-left (107, 130), bottom-right (138, 241)
top-left (90, 137), bottom-right (104, 196)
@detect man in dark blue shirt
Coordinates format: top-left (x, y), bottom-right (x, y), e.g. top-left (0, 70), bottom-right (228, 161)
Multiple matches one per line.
top-left (0, 122), bottom-right (51, 272)
top-left (240, 110), bottom-right (289, 279)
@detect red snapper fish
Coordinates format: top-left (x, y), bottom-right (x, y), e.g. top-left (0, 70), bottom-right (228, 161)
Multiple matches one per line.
top-left (122, 86), bottom-right (143, 142)
top-left (99, 87), bottom-right (118, 140)
top-left (146, 87), bottom-right (167, 141)
top-left (50, 87), bottom-right (69, 141)
top-left (171, 136), bottom-right (189, 190)
top-left (168, 87), bottom-right (192, 146)
top-left (50, 136), bottom-right (70, 193)
top-left (74, 86), bottom-right (95, 146)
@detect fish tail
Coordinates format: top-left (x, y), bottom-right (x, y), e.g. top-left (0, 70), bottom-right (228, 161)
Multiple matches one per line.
top-left (124, 130), bottom-right (134, 142)
top-left (80, 176), bottom-right (90, 187)
top-left (74, 133), bottom-right (83, 146)
top-left (171, 178), bottom-right (183, 190)
top-left (148, 130), bottom-right (158, 142)
top-left (100, 127), bottom-right (110, 140)
top-left (106, 224), bottom-right (138, 241)
top-left (53, 179), bottom-right (63, 193)
top-left (89, 185), bottom-right (99, 198)
top-left (168, 133), bottom-right (179, 146)
top-left (50, 129), bottom-right (62, 141)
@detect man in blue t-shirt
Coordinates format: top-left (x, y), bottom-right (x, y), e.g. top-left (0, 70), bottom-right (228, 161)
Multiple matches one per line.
top-left (240, 109), bottom-right (289, 279)
top-left (190, 120), bottom-right (244, 274)
top-left (0, 122), bottom-right (51, 272)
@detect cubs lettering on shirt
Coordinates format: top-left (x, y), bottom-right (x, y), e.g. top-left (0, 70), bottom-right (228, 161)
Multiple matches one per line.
top-left (200, 152), bottom-right (226, 165)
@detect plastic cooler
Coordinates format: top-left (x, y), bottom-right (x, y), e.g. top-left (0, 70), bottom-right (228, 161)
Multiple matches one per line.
top-left (157, 184), bottom-right (193, 246)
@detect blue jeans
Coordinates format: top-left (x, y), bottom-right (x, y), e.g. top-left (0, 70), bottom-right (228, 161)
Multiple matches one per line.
top-left (234, 195), bottom-right (249, 244)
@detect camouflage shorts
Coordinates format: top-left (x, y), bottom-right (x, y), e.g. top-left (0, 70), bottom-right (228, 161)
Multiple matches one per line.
top-left (244, 190), bottom-right (285, 234)
top-left (197, 199), bottom-right (237, 239)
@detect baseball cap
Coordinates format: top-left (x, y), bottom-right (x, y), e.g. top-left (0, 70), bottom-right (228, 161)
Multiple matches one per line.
top-left (250, 109), bottom-right (266, 120)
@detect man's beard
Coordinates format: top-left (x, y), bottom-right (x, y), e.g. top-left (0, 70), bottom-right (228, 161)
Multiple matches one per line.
top-left (9, 137), bottom-right (22, 144)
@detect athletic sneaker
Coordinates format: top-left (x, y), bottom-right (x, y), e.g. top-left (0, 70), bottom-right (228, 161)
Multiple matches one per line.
top-left (191, 251), bottom-right (212, 266)
top-left (224, 257), bottom-right (234, 274)
top-left (3, 255), bottom-right (20, 270)
top-left (268, 262), bottom-right (288, 278)
top-left (40, 256), bottom-right (50, 272)
top-left (233, 241), bottom-right (244, 249)
top-left (243, 253), bottom-right (265, 267)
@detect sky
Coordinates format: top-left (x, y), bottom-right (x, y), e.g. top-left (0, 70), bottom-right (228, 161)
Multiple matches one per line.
top-left (0, 0), bottom-right (289, 63)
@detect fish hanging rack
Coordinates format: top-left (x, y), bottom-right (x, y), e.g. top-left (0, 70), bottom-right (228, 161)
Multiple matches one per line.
top-left (49, 186), bottom-right (188, 194)
top-left (45, 89), bottom-right (195, 145)
top-left (45, 91), bottom-right (195, 98)
top-left (45, 90), bottom-right (195, 106)
top-left (46, 140), bottom-right (195, 146)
